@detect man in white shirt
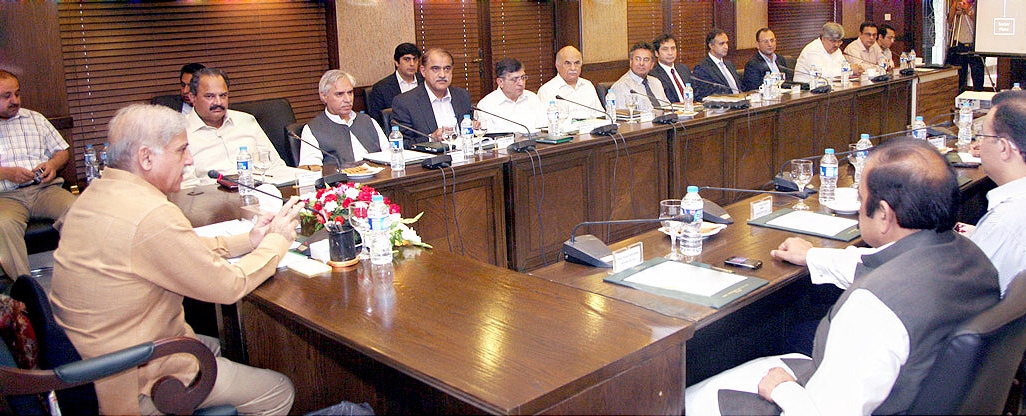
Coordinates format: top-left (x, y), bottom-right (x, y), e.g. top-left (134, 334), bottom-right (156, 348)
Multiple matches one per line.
top-left (537, 46), bottom-right (604, 120)
top-left (649, 34), bottom-right (693, 103)
top-left (795, 22), bottom-right (847, 83)
top-left (476, 58), bottom-right (546, 134)
top-left (843, 22), bottom-right (883, 74)
top-left (686, 138), bottom-right (1000, 415)
top-left (298, 70), bottom-right (388, 169)
top-left (878, 24), bottom-right (897, 69)
top-left (772, 90), bottom-right (1026, 297)
top-left (610, 42), bottom-right (668, 112)
top-left (181, 68), bottom-right (286, 187)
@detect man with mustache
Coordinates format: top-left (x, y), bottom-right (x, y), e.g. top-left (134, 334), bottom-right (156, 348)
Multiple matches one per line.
top-left (0, 69), bottom-right (76, 280)
top-left (181, 68), bottom-right (285, 187)
top-left (390, 48), bottom-right (474, 148)
top-left (537, 46), bottom-right (603, 120)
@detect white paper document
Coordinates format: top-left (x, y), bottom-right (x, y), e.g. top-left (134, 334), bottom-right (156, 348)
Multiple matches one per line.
top-left (263, 166), bottom-right (317, 186)
top-left (364, 149), bottom-right (438, 165)
top-left (624, 261), bottom-right (745, 297)
top-left (193, 219), bottom-right (303, 268)
top-left (766, 210), bottom-right (857, 237)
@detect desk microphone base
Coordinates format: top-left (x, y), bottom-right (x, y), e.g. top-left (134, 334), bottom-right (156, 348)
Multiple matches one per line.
top-left (563, 235), bottom-right (613, 268)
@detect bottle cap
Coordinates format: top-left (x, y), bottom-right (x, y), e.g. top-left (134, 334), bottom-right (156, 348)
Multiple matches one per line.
top-left (860, 133), bottom-right (870, 139)
top-left (391, 125), bottom-right (399, 131)
top-left (463, 114), bottom-right (471, 119)
top-left (240, 146), bottom-right (248, 151)
top-left (687, 185), bottom-right (699, 193)
top-left (825, 148), bottom-right (835, 154)
top-left (372, 194), bottom-right (383, 202)
top-left (916, 115), bottom-right (924, 121)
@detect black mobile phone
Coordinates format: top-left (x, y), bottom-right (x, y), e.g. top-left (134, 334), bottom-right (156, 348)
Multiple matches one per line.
top-left (725, 256), bottom-right (763, 270)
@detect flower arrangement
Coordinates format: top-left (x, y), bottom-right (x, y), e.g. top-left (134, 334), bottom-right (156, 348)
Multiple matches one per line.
top-left (300, 183), bottom-right (432, 249)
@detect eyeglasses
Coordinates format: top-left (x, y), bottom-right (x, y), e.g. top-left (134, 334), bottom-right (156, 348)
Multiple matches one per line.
top-left (503, 75), bottom-right (528, 83)
top-left (977, 133), bottom-right (1022, 152)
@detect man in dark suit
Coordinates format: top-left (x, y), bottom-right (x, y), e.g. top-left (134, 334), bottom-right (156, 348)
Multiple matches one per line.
top-left (390, 48), bottom-right (473, 148)
top-left (367, 43), bottom-right (424, 129)
top-left (741, 28), bottom-right (793, 92)
top-left (692, 28), bottom-right (742, 101)
top-left (650, 34), bottom-right (693, 103)
top-left (150, 63), bottom-right (205, 114)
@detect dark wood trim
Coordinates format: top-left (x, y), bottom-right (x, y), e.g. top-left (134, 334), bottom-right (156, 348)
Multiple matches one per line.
top-left (713, 0), bottom-right (736, 40)
top-left (325, 0), bottom-right (340, 70)
top-left (478, 4), bottom-right (494, 95)
top-left (555, 0), bottom-right (582, 50)
top-left (583, 60), bottom-right (628, 85)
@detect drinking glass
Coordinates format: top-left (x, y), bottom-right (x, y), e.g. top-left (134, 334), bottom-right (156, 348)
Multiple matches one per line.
top-left (790, 160), bottom-right (813, 211)
top-left (441, 125), bottom-right (457, 153)
top-left (349, 201), bottom-right (370, 260)
top-left (848, 143), bottom-right (866, 189)
top-left (473, 119), bottom-right (488, 154)
top-left (557, 102), bottom-right (570, 134)
top-left (624, 94), bottom-right (637, 122)
top-left (660, 199), bottom-right (685, 261)
top-left (254, 148), bottom-right (272, 182)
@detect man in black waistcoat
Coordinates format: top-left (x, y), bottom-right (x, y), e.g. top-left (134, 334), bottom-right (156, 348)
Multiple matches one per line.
top-left (685, 138), bottom-right (1000, 415)
top-left (296, 70), bottom-right (388, 170)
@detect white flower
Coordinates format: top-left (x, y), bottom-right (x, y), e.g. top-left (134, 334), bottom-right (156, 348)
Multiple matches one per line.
top-left (400, 225), bottom-right (422, 244)
top-left (323, 200), bottom-right (339, 213)
top-left (343, 186), bottom-right (360, 200)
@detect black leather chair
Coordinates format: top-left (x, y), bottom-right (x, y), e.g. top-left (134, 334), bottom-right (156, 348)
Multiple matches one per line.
top-left (230, 98), bottom-right (297, 167)
top-left (380, 108), bottom-right (394, 132)
top-left (908, 270), bottom-right (1026, 414)
top-left (1, 275), bottom-right (234, 415)
top-left (284, 122), bottom-right (305, 167)
top-left (596, 82), bottom-right (613, 109)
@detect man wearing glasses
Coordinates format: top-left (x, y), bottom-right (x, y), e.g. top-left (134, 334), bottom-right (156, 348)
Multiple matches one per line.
top-left (475, 58), bottom-right (545, 134)
top-left (391, 48), bottom-right (473, 148)
top-left (794, 22), bottom-right (847, 84)
top-left (610, 42), bottom-right (668, 112)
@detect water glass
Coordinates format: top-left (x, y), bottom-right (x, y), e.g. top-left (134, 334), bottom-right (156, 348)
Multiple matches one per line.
top-left (349, 201), bottom-right (370, 260)
top-left (660, 199), bottom-right (684, 261)
top-left (790, 160), bottom-right (813, 211)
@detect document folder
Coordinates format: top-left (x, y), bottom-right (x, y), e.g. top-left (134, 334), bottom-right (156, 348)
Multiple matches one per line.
top-left (604, 258), bottom-right (768, 309)
top-left (747, 208), bottom-right (861, 242)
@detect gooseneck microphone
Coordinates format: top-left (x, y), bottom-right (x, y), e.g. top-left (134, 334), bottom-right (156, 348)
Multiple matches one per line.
top-left (627, 90), bottom-right (680, 124)
top-left (287, 130), bottom-right (344, 171)
top-left (205, 170), bottom-right (335, 218)
top-left (471, 106), bottom-right (537, 137)
top-left (686, 75), bottom-right (734, 94)
top-left (391, 120), bottom-right (452, 155)
top-left (564, 217), bottom-right (684, 267)
top-left (554, 95), bottom-right (607, 118)
top-left (390, 120), bottom-right (435, 142)
top-left (778, 64), bottom-right (832, 93)
top-left (555, 95), bottom-right (619, 135)
top-left (472, 106), bottom-right (537, 152)
top-left (841, 52), bottom-right (893, 82)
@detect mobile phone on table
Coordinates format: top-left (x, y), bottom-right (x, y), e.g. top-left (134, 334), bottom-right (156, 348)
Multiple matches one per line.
top-left (725, 256), bottom-right (763, 270)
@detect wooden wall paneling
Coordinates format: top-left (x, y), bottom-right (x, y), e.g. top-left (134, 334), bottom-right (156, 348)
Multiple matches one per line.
top-left (853, 85), bottom-right (887, 138)
top-left (507, 147), bottom-right (591, 271)
top-left (671, 120), bottom-right (731, 204)
top-left (627, 2), bottom-right (663, 46)
top-left (0, 3), bottom-right (68, 119)
top-left (588, 129), bottom-right (670, 243)
top-left (670, 0), bottom-right (716, 67)
top-left (729, 111), bottom-right (777, 194)
top-left (489, 1), bottom-right (556, 94)
top-left (376, 163), bottom-right (507, 268)
top-left (414, 1), bottom-right (485, 100)
top-left (555, 0), bottom-right (582, 51)
top-left (767, 1), bottom-right (837, 59)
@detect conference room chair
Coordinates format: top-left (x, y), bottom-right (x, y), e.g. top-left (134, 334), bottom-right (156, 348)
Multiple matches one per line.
top-left (908, 270), bottom-right (1026, 414)
top-left (230, 98), bottom-right (298, 167)
top-left (595, 82), bottom-right (612, 108)
top-left (0, 275), bottom-right (235, 415)
top-left (380, 108), bottom-right (393, 132)
top-left (284, 122), bottom-right (306, 167)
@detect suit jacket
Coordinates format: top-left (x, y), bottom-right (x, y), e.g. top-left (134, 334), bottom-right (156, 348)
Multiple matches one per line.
top-left (741, 52), bottom-right (792, 92)
top-left (390, 83), bottom-right (473, 148)
top-left (150, 94), bottom-right (184, 112)
top-left (691, 56), bottom-right (741, 101)
top-left (649, 63), bottom-right (693, 102)
top-left (367, 72), bottom-right (425, 129)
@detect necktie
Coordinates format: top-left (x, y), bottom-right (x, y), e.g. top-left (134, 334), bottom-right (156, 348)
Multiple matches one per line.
top-left (670, 68), bottom-right (686, 102)
top-left (718, 61), bottom-right (740, 94)
top-left (642, 78), bottom-right (660, 107)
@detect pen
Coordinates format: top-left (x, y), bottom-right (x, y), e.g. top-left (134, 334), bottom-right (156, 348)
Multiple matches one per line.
top-left (711, 265), bottom-right (735, 274)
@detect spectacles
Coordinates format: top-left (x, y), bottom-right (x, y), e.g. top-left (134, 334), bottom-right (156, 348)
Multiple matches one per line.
top-left (977, 133), bottom-right (1022, 152)
top-left (503, 75), bottom-right (528, 83)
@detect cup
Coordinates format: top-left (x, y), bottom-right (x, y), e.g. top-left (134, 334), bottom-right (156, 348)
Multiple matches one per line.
top-left (791, 85), bottom-right (801, 95)
top-left (914, 57), bottom-right (924, 67)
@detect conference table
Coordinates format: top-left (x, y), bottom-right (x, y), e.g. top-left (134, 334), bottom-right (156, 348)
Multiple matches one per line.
top-left (167, 72), bottom-right (985, 414)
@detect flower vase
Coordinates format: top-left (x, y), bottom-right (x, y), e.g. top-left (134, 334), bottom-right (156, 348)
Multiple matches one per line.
top-left (327, 224), bottom-right (359, 268)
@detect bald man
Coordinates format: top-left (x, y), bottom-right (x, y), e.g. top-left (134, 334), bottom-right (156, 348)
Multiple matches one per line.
top-left (537, 46), bottom-right (604, 119)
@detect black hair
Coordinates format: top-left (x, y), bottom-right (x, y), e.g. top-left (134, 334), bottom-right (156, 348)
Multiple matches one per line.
top-left (863, 138), bottom-right (959, 232)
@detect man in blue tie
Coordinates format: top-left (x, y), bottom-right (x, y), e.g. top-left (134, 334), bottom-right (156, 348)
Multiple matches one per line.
top-left (692, 28), bottom-right (742, 101)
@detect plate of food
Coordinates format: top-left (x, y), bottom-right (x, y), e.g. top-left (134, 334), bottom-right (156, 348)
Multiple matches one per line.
top-left (340, 163), bottom-right (384, 180)
top-left (658, 222), bottom-right (727, 238)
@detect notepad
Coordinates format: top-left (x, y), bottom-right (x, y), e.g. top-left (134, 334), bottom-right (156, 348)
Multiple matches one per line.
top-left (748, 208), bottom-right (861, 242)
top-left (604, 258), bottom-right (768, 308)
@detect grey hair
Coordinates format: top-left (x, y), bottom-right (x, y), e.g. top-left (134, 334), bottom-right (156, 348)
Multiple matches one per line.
top-left (106, 104), bottom-right (187, 170)
top-left (318, 70), bottom-right (357, 95)
top-left (822, 22), bottom-right (845, 40)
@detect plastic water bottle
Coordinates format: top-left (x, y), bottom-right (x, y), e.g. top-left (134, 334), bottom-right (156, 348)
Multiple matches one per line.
top-left (460, 114), bottom-right (474, 155)
top-left (840, 60), bottom-right (852, 87)
top-left (680, 186), bottom-right (703, 262)
top-left (899, 52), bottom-right (909, 70)
top-left (878, 56), bottom-right (888, 74)
top-left (1012, 83), bottom-right (1022, 91)
top-left (84, 144), bottom-right (98, 183)
top-left (98, 142), bottom-right (108, 177)
top-left (854, 133), bottom-right (874, 187)
top-left (819, 148), bottom-right (838, 204)
top-left (368, 194), bottom-right (393, 265)
top-left (810, 65), bottom-right (821, 89)
top-left (682, 83), bottom-right (694, 112)
top-left (236, 146), bottom-right (256, 204)
top-left (546, 100), bottom-right (560, 137)
top-left (908, 49), bottom-right (917, 67)
top-left (388, 126), bottom-right (404, 172)
top-left (605, 90), bottom-right (617, 123)
top-left (911, 115), bottom-right (928, 140)
top-left (958, 100), bottom-right (974, 148)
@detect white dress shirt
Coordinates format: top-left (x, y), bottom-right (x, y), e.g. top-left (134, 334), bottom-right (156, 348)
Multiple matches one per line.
top-left (475, 88), bottom-right (546, 134)
top-left (795, 38), bottom-right (847, 83)
top-left (710, 54), bottom-right (740, 94)
top-left (609, 71), bottom-right (668, 112)
top-left (181, 109), bottom-right (286, 187)
top-left (536, 75), bottom-right (604, 119)
top-left (298, 110), bottom-right (389, 166)
top-left (396, 71), bottom-right (418, 94)
top-left (428, 88), bottom-right (457, 130)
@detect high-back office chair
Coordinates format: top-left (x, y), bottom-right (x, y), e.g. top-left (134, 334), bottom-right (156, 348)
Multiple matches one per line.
top-left (230, 98), bottom-right (298, 167)
top-left (284, 122), bottom-right (306, 167)
top-left (595, 82), bottom-right (612, 108)
top-left (908, 270), bottom-right (1026, 414)
top-left (380, 108), bottom-right (394, 132)
top-left (1, 275), bottom-right (233, 415)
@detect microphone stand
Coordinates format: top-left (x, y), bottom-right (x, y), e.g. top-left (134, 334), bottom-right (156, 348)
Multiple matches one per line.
top-left (555, 95), bottom-right (619, 135)
top-left (563, 217), bottom-right (680, 267)
top-left (392, 120), bottom-right (451, 153)
top-left (472, 105), bottom-right (538, 138)
top-left (472, 106), bottom-right (538, 151)
top-left (287, 130), bottom-right (344, 173)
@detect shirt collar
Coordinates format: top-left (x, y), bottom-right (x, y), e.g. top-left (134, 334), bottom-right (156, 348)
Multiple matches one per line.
top-left (709, 53), bottom-right (724, 65)
top-left (425, 86), bottom-right (452, 103)
top-left (628, 71), bottom-right (647, 84)
top-left (185, 108), bottom-right (234, 133)
top-left (396, 71), bottom-right (418, 87)
top-left (0, 108), bottom-right (29, 123)
top-left (760, 51), bottom-right (776, 62)
top-left (324, 109), bottom-right (356, 126)
top-left (987, 176), bottom-right (1026, 211)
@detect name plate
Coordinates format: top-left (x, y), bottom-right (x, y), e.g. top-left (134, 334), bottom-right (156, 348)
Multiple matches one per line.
top-left (611, 242), bottom-right (644, 273)
top-left (449, 149), bottom-right (467, 163)
top-left (750, 195), bottom-right (774, 220)
top-left (495, 135), bottom-right (515, 153)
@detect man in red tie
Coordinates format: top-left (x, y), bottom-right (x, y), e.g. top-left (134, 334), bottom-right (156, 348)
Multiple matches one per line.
top-left (650, 34), bottom-right (693, 103)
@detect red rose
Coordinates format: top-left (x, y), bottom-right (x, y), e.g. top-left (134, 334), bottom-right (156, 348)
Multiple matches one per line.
top-left (389, 203), bottom-right (401, 214)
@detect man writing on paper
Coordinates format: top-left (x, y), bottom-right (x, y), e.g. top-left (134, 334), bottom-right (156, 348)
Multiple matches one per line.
top-left (537, 46), bottom-right (604, 120)
top-left (297, 70), bottom-right (388, 170)
top-left (686, 138), bottom-right (1000, 415)
top-left (51, 104), bottom-right (302, 414)
top-left (476, 58), bottom-right (545, 134)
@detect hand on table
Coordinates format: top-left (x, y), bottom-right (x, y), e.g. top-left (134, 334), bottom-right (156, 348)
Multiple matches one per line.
top-left (770, 237), bottom-right (814, 266)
